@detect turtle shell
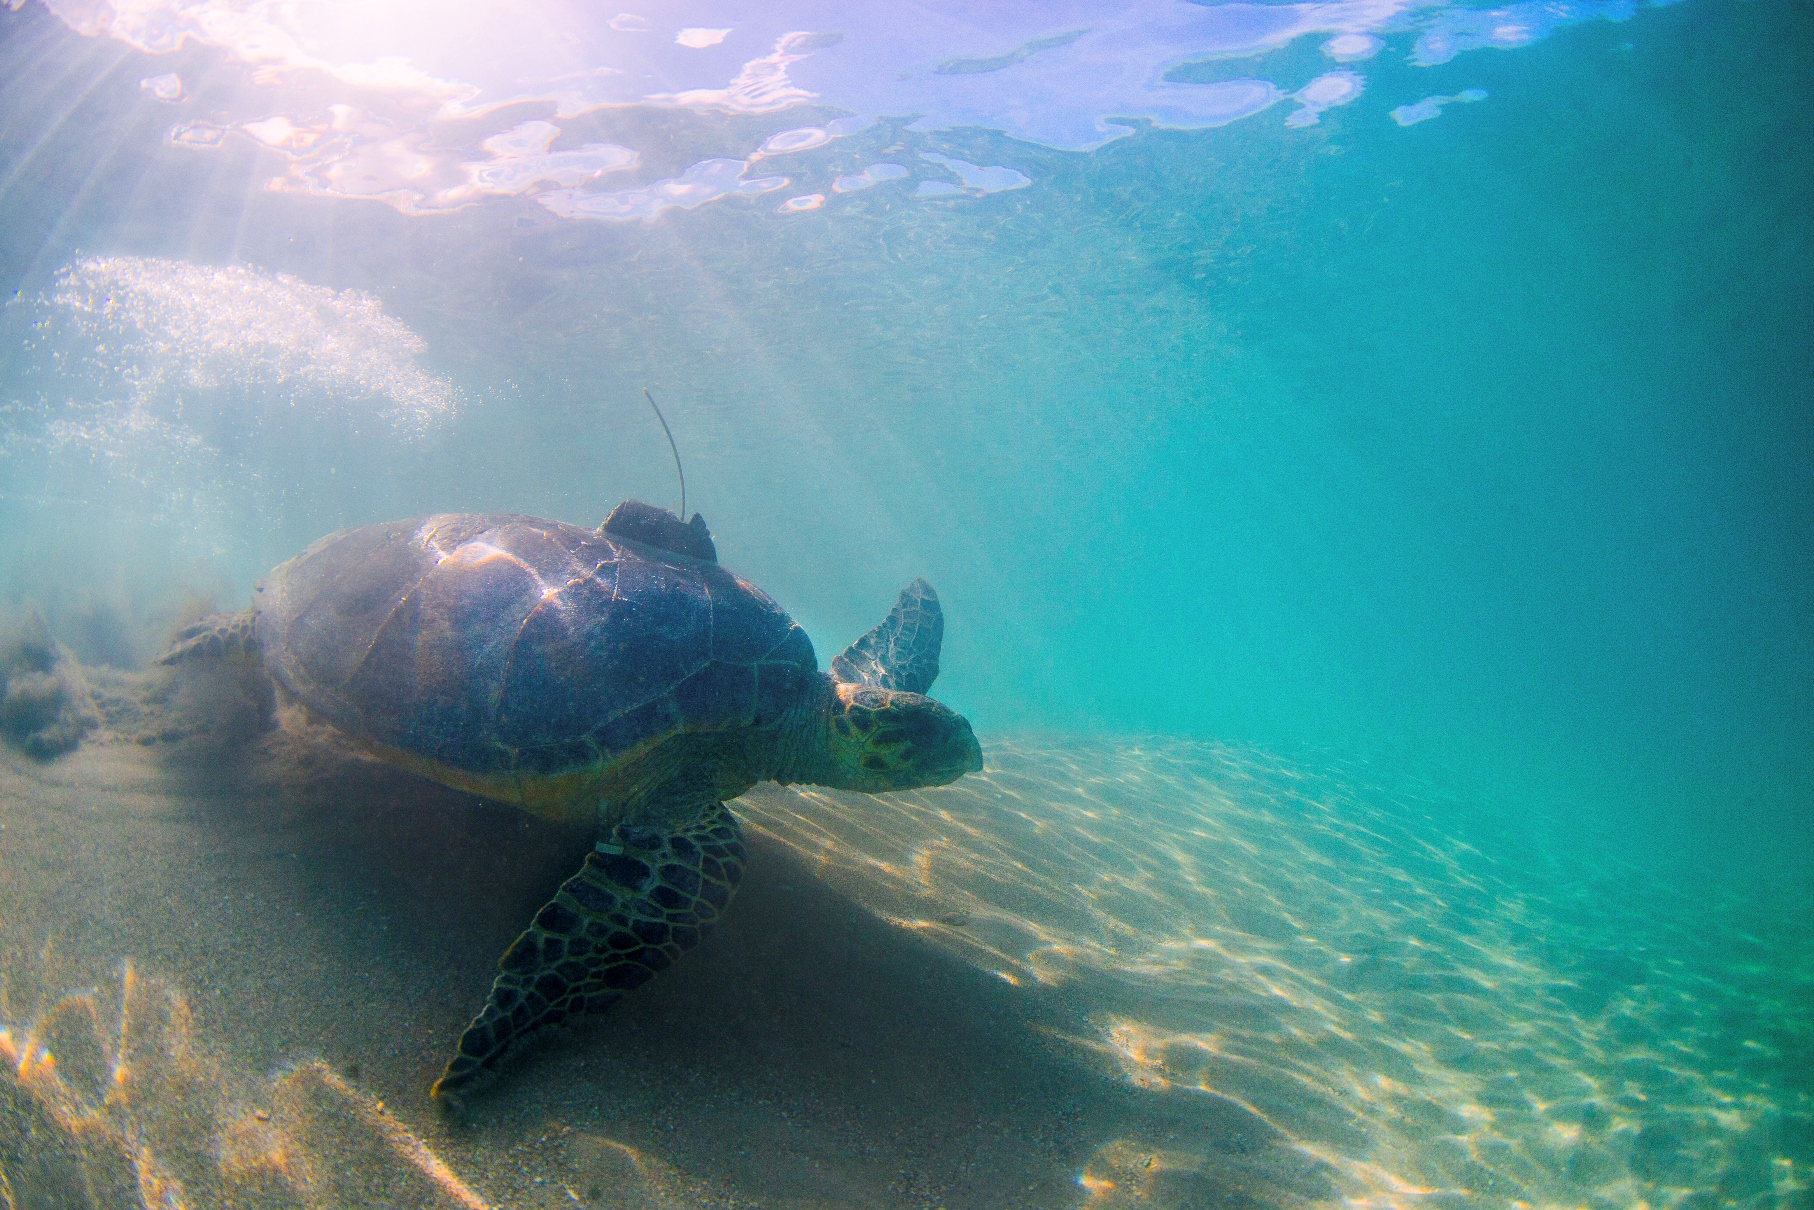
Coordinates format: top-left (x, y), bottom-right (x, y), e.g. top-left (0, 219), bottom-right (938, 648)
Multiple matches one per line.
top-left (254, 513), bottom-right (817, 788)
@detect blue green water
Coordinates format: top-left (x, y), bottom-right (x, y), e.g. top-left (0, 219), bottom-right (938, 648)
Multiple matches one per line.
top-left (1, 0), bottom-right (1810, 1201)
top-left (6, 0), bottom-right (1807, 881)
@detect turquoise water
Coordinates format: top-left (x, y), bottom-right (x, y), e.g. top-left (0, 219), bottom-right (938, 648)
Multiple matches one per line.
top-left (1, 0), bottom-right (1809, 1203)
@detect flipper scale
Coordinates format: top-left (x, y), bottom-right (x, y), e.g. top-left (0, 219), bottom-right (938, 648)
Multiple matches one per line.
top-left (155, 609), bottom-right (260, 665)
top-left (831, 578), bottom-right (944, 694)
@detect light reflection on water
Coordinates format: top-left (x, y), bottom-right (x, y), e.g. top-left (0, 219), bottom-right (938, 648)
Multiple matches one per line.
top-left (17, 0), bottom-right (1606, 221)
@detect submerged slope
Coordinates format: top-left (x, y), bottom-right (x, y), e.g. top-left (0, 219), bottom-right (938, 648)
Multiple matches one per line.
top-left (1, 678), bottom-right (1808, 1207)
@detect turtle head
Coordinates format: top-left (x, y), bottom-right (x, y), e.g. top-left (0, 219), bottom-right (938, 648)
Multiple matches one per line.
top-left (811, 681), bottom-right (982, 792)
top-left (774, 578), bottom-right (982, 791)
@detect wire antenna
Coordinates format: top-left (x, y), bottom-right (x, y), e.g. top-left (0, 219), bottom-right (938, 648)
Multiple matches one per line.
top-left (642, 387), bottom-right (686, 520)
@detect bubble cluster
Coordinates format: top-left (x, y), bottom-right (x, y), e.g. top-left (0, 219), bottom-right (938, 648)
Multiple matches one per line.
top-left (48, 256), bottom-right (460, 435)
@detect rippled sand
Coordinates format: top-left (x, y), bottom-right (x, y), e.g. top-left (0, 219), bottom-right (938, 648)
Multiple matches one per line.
top-left (2, 668), bottom-right (1809, 1208)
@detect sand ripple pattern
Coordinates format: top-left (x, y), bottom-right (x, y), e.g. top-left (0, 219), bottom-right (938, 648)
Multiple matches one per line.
top-left (740, 740), bottom-right (1814, 1209)
top-left (0, 959), bottom-right (486, 1210)
top-left (1, 734), bottom-right (1807, 1207)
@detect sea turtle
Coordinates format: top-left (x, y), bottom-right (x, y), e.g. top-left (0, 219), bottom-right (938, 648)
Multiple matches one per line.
top-left (159, 500), bottom-right (982, 1102)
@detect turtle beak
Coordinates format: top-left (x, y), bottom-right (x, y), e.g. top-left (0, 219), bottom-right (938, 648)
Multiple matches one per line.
top-left (914, 714), bottom-right (986, 780)
top-left (955, 718), bottom-right (984, 774)
top-left (874, 697), bottom-right (983, 787)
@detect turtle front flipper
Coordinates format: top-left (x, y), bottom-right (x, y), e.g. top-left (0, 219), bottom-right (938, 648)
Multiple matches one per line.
top-left (831, 579), bottom-right (943, 694)
top-left (156, 610), bottom-right (260, 665)
top-left (432, 797), bottom-right (747, 1104)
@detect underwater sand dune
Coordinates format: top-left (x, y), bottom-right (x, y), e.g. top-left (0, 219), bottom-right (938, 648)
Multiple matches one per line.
top-left (1, 670), bottom-right (1809, 1208)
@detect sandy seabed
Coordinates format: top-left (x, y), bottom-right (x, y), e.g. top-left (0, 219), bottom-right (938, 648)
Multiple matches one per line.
top-left (1, 661), bottom-right (1809, 1209)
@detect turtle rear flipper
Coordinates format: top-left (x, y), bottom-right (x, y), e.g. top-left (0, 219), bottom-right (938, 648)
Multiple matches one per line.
top-left (831, 578), bottom-right (943, 694)
top-left (156, 610), bottom-right (260, 666)
top-left (432, 793), bottom-right (746, 1105)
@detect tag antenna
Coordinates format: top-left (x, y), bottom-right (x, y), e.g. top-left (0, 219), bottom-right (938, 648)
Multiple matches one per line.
top-left (642, 387), bottom-right (686, 520)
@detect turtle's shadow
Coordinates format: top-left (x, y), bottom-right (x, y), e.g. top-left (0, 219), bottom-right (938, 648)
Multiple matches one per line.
top-left (151, 725), bottom-right (1332, 1209)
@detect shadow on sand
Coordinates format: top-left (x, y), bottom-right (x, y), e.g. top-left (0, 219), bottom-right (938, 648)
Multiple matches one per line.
top-left (2, 668), bottom-right (1331, 1209)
